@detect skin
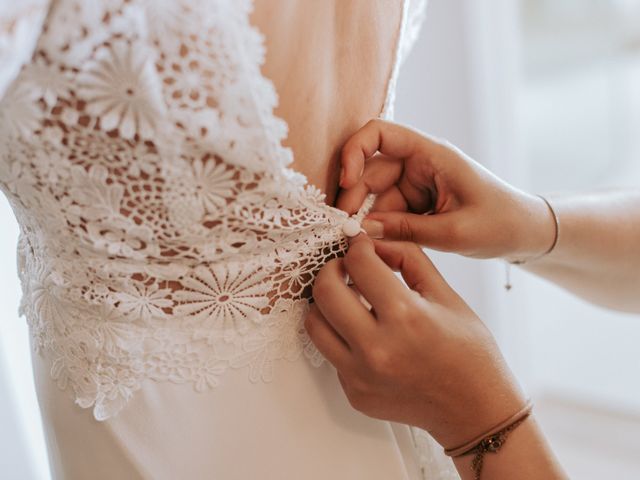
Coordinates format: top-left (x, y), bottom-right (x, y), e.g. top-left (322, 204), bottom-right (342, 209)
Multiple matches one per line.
top-left (307, 118), bottom-right (639, 479)
top-left (337, 119), bottom-right (640, 313)
top-left (251, 1), bottom-right (401, 201)
top-left (307, 235), bottom-right (528, 448)
top-left (306, 235), bottom-right (567, 479)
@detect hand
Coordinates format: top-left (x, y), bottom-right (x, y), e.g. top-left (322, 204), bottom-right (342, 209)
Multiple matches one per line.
top-left (305, 234), bottom-right (527, 449)
top-left (336, 119), bottom-right (556, 260)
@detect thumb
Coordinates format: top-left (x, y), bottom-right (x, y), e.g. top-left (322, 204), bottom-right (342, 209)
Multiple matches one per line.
top-left (363, 211), bottom-right (460, 252)
top-left (372, 240), bottom-right (454, 302)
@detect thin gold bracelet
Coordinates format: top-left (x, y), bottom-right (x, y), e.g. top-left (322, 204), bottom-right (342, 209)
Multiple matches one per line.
top-left (505, 195), bottom-right (559, 290)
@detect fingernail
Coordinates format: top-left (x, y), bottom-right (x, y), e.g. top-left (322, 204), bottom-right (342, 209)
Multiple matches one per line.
top-left (362, 219), bottom-right (384, 239)
top-left (339, 168), bottom-right (345, 187)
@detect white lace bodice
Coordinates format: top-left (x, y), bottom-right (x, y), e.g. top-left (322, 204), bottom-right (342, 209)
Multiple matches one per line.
top-left (0, 0), bottom-right (428, 422)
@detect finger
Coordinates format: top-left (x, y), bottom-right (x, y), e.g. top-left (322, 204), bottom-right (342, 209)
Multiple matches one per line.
top-left (364, 211), bottom-right (462, 251)
top-left (360, 189), bottom-right (408, 239)
top-left (346, 283), bottom-right (373, 311)
top-left (336, 153), bottom-right (403, 215)
top-left (340, 119), bottom-right (429, 189)
top-left (312, 258), bottom-right (376, 344)
top-left (370, 187), bottom-right (408, 213)
top-left (305, 305), bottom-right (352, 368)
top-left (342, 234), bottom-right (413, 316)
top-left (372, 240), bottom-right (455, 302)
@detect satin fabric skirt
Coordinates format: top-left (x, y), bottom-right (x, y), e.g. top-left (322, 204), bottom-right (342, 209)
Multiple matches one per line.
top-left (32, 349), bottom-right (425, 480)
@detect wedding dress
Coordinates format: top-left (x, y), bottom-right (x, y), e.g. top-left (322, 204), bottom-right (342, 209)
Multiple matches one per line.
top-left (0, 0), bottom-right (459, 478)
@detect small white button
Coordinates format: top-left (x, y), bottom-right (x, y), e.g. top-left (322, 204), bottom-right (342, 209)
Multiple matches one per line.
top-left (342, 218), bottom-right (361, 237)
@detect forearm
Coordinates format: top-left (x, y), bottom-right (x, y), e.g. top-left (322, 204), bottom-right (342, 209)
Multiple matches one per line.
top-left (338, 121), bottom-right (640, 311)
top-left (452, 416), bottom-right (567, 480)
top-left (522, 190), bottom-right (640, 313)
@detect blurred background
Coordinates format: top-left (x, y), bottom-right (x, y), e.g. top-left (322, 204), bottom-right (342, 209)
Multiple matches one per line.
top-left (1, 0), bottom-right (640, 478)
top-left (396, 0), bottom-right (640, 478)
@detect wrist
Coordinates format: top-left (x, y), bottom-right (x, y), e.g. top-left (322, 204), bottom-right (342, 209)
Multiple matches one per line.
top-left (444, 399), bottom-right (534, 458)
top-left (505, 193), bottom-right (558, 263)
top-left (428, 374), bottom-right (529, 449)
top-left (453, 414), bottom-right (569, 480)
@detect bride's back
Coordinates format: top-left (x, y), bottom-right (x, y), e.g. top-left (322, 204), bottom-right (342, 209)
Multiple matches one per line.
top-left (0, 3), bottom-right (459, 479)
top-left (252, 0), bottom-right (402, 201)
top-left (0, 0), bottom-right (408, 422)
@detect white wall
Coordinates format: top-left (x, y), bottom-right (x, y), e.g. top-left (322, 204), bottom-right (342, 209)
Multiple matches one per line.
top-left (0, 196), bottom-right (49, 480)
top-left (394, 0), bottom-right (533, 386)
top-left (397, 4), bottom-right (640, 477)
top-left (397, 0), bottom-right (640, 415)
top-left (519, 25), bottom-right (640, 413)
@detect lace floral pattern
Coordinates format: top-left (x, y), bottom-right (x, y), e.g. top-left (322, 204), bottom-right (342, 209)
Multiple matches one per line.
top-left (0, 0), bottom-right (384, 421)
top-left (1, 0), bottom-right (433, 451)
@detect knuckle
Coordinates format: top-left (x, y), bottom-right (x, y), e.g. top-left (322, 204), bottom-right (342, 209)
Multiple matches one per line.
top-left (397, 216), bottom-right (414, 242)
top-left (364, 346), bottom-right (393, 375)
top-left (365, 118), bottom-right (381, 130)
top-left (408, 241), bottom-right (425, 256)
top-left (393, 299), bottom-right (416, 319)
top-left (342, 142), bottom-right (360, 163)
top-left (443, 220), bottom-right (462, 244)
top-left (400, 240), bottom-right (423, 259)
top-left (402, 306), bottom-right (424, 332)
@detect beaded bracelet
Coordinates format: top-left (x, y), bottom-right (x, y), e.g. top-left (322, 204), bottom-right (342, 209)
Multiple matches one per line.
top-left (444, 401), bottom-right (534, 480)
